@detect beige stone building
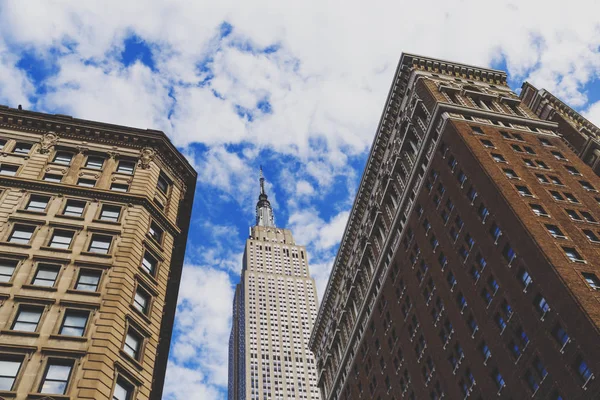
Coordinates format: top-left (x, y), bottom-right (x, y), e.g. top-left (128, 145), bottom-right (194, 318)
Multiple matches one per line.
top-left (0, 106), bottom-right (196, 399)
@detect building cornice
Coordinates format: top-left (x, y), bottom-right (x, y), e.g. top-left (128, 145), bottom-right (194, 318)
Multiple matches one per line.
top-left (0, 105), bottom-right (197, 184)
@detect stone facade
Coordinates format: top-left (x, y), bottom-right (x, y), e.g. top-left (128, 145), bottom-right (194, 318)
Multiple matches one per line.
top-left (309, 54), bottom-right (600, 400)
top-left (0, 106), bottom-right (196, 399)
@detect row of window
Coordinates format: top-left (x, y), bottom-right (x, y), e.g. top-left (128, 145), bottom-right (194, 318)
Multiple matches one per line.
top-left (24, 195), bottom-right (122, 221)
top-left (0, 354), bottom-right (134, 399)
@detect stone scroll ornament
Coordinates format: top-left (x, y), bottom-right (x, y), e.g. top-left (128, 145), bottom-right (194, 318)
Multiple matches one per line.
top-left (39, 132), bottom-right (59, 154)
top-left (139, 147), bottom-right (155, 169)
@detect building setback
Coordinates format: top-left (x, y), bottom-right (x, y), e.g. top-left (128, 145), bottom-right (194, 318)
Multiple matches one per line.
top-left (228, 170), bottom-right (321, 400)
top-left (0, 106), bottom-right (196, 399)
top-left (309, 53), bottom-right (600, 400)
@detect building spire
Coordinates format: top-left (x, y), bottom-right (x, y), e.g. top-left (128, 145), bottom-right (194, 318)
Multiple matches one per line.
top-left (255, 166), bottom-right (275, 227)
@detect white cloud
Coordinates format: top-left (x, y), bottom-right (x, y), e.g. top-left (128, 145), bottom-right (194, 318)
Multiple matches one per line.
top-left (583, 100), bottom-right (600, 127)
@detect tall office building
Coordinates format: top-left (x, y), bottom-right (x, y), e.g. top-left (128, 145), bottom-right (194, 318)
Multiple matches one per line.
top-left (309, 53), bottom-right (600, 400)
top-left (0, 106), bottom-right (196, 399)
top-left (228, 170), bottom-right (321, 400)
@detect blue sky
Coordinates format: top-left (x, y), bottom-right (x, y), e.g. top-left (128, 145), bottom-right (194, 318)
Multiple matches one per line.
top-left (1, 1), bottom-right (600, 398)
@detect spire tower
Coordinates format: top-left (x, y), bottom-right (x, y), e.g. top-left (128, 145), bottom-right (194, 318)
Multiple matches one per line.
top-left (255, 166), bottom-right (275, 227)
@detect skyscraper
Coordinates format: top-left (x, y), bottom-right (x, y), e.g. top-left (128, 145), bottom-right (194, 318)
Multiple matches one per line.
top-left (229, 170), bottom-right (321, 400)
top-left (0, 106), bottom-right (196, 399)
top-left (309, 53), bottom-right (600, 399)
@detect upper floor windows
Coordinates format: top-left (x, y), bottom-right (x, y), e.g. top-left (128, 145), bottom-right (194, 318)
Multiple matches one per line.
top-left (8, 224), bottom-right (35, 245)
top-left (551, 151), bottom-right (567, 161)
top-left (0, 164), bottom-right (19, 176)
top-left (75, 269), bottom-right (102, 292)
top-left (117, 160), bottom-right (136, 175)
top-left (113, 378), bottom-right (135, 400)
top-left (26, 195), bottom-right (50, 212)
top-left (0, 356), bottom-right (22, 391)
top-left (141, 251), bottom-right (158, 276)
top-left (62, 199), bottom-right (86, 217)
top-left (32, 264), bottom-right (61, 287)
top-left (565, 165), bottom-right (581, 175)
top-left (85, 155), bottom-right (105, 170)
top-left (99, 204), bottom-right (121, 222)
top-left (157, 172), bottom-right (170, 194)
top-left (149, 221), bottom-right (163, 244)
top-left (480, 139), bottom-right (495, 148)
top-left (53, 151), bottom-right (74, 166)
top-left (583, 272), bottom-right (600, 290)
top-left (43, 173), bottom-right (62, 183)
top-left (77, 178), bottom-right (96, 188)
top-left (12, 305), bottom-right (43, 332)
top-left (0, 259), bottom-right (17, 283)
top-left (39, 359), bottom-right (74, 395)
top-left (88, 234), bottom-right (113, 255)
top-left (538, 137), bottom-right (553, 146)
top-left (59, 310), bottom-right (90, 337)
top-left (48, 229), bottom-right (75, 250)
top-left (579, 180), bottom-right (597, 192)
top-left (491, 153), bottom-right (506, 163)
top-left (13, 142), bottom-right (32, 155)
top-left (110, 183), bottom-right (129, 192)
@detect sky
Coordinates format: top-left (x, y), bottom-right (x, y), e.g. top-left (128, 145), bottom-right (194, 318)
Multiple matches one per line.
top-left (1, 1), bottom-right (600, 398)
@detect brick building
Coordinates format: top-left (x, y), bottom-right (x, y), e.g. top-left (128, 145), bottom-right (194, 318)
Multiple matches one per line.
top-left (0, 106), bottom-right (196, 399)
top-left (309, 54), bottom-right (600, 400)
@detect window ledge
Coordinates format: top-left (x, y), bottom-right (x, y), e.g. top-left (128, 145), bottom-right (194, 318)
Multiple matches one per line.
top-left (0, 390), bottom-right (16, 398)
top-left (0, 242), bottom-right (32, 249)
top-left (91, 218), bottom-right (122, 226)
top-left (16, 209), bottom-right (48, 216)
top-left (49, 334), bottom-right (88, 342)
top-left (138, 268), bottom-right (159, 288)
top-left (66, 289), bottom-right (101, 297)
top-left (119, 349), bottom-right (144, 371)
top-left (21, 284), bottom-right (58, 292)
top-left (40, 246), bottom-right (72, 254)
top-left (79, 251), bottom-right (113, 259)
top-left (129, 304), bottom-right (152, 325)
top-left (0, 329), bottom-right (40, 338)
top-left (0, 281), bottom-right (13, 288)
top-left (55, 214), bottom-right (85, 221)
top-left (27, 393), bottom-right (70, 400)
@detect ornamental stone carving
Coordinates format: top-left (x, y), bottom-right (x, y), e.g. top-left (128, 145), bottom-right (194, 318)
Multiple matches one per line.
top-left (39, 132), bottom-right (59, 154)
top-left (139, 147), bottom-right (155, 169)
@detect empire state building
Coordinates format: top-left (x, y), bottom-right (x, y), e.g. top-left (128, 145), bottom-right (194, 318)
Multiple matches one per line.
top-left (228, 170), bottom-right (321, 400)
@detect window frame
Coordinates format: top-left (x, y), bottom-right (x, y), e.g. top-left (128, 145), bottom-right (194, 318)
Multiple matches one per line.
top-left (0, 163), bottom-right (19, 176)
top-left (7, 224), bottom-right (37, 245)
top-left (122, 324), bottom-right (146, 363)
top-left (61, 198), bottom-right (88, 218)
top-left (31, 263), bottom-right (62, 288)
top-left (156, 172), bottom-right (170, 195)
top-left (11, 304), bottom-right (45, 333)
top-left (141, 250), bottom-right (159, 277)
top-left (87, 233), bottom-right (114, 255)
top-left (0, 354), bottom-right (25, 392)
top-left (112, 376), bottom-right (136, 400)
top-left (148, 221), bottom-right (164, 245)
top-left (132, 283), bottom-right (153, 316)
top-left (73, 269), bottom-right (103, 292)
top-left (98, 204), bottom-right (122, 223)
top-left (47, 229), bottom-right (76, 250)
top-left (77, 177), bottom-right (97, 188)
top-left (0, 258), bottom-right (19, 284)
top-left (42, 173), bottom-right (63, 183)
top-left (110, 182), bottom-right (129, 192)
top-left (116, 159), bottom-right (136, 175)
top-left (25, 194), bottom-right (51, 213)
top-left (84, 155), bottom-right (105, 170)
top-left (38, 358), bottom-right (75, 395)
top-left (12, 142), bottom-right (33, 155)
top-left (58, 309), bottom-right (91, 337)
top-left (52, 150), bottom-right (74, 166)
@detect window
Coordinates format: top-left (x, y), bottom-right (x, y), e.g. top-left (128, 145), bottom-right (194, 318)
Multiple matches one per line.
top-left (113, 379), bottom-right (134, 400)
top-left (566, 209), bottom-right (582, 221)
top-left (39, 360), bottom-right (73, 394)
top-left (48, 230), bottom-right (75, 249)
top-left (53, 151), bottom-right (73, 165)
top-left (32, 264), bottom-right (60, 287)
top-left (503, 168), bottom-right (518, 179)
top-left (534, 295), bottom-right (550, 315)
top-left (581, 211), bottom-right (597, 223)
top-left (583, 273), bottom-right (600, 290)
top-left (0, 139), bottom-right (5, 151)
top-left (141, 251), bottom-right (158, 275)
top-left (580, 180), bottom-right (597, 192)
top-left (457, 170), bottom-right (467, 186)
top-left (99, 204), bottom-right (121, 222)
top-left (535, 174), bottom-right (549, 183)
top-left (524, 146), bottom-right (536, 154)
top-left (0, 259), bottom-right (17, 283)
top-left (492, 370), bottom-right (505, 390)
top-left (12, 306), bottom-right (43, 332)
top-left (26, 195), bottom-right (50, 212)
top-left (550, 191), bottom-right (564, 201)
top-left (565, 165), bottom-right (580, 175)
top-left (88, 234), bottom-right (113, 254)
top-left (478, 204), bottom-right (489, 221)
top-left (500, 131), bottom-right (511, 139)
top-left (149, 221), bottom-right (163, 243)
top-left (77, 178), bottom-right (96, 187)
top-left (43, 173), bottom-right (62, 182)
top-left (551, 151), bottom-right (566, 160)
top-left (157, 173), bottom-right (170, 194)
top-left (448, 156), bottom-right (457, 170)
top-left (59, 310), bottom-right (89, 336)
top-left (489, 223), bottom-right (502, 242)
top-left (85, 156), bottom-right (105, 169)
top-left (13, 142), bottom-right (32, 155)
top-left (8, 224), bottom-right (35, 244)
top-left (471, 126), bottom-right (484, 134)
top-left (480, 342), bottom-right (491, 362)
top-left (502, 243), bottom-right (515, 264)
top-left (549, 175), bottom-right (563, 185)
top-left (516, 185), bottom-right (533, 197)
top-left (511, 144), bottom-right (523, 152)
top-left (491, 153), bottom-right (506, 163)
top-left (552, 324), bottom-right (569, 347)
top-left (539, 137), bottom-right (552, 146)
top-left (564, 192), bottom-right (579, 203)
top-left (0, 163), bottom-right (18, 176)
top-left (117, 160), bottom-right (136, 174)
top-left (536, 160), bottom-right (550, 169)
top-left (467, 187), bottom-right (478, 202)
top-left (481, 139), bottom-right (495, 148)
top-left (545, 224), bottom-right (565, 238)
top-left (530, 204), bottom-right (548, 217)
top-left (523, 158), bottom-right (535, 167)
top-left (75, 270), bottom-right (101, 291)
top-left (513, 133), bottom-right (524, 141)
top-left (133, 287), bottom-right (151, 315)
top-left (583, 229), bottom-right (599, 242)
top-left (63, 199), bottom-right (86, 217)
top-left (124, 329), bottom-right (143, 360)
top-left (575, 357), bottom-right (593, 384)
top-left (0, 357), bottom-right (22, 391)
top-left (563, 247), bottom-right (584, 262)
top-left (110, 183), bottom-right (129, 192)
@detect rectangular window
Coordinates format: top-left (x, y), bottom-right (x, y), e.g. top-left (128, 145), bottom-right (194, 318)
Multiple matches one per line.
top-left (39, 360), bottom-right (73, 395)
top-left (566, 209), bottom-right (582, 221)
top-left (110, 183), bottom-right (129, 192)
top-left (502, 243), bottom-right (516, 264)
top-left (157, 173), bottom-right (170, 194)
top-left (519, 269), bottom-right (533, 288)
top-left (0, 139), bottom-right (5, 150)
top-left (26, 195), bottom-right (50, 212)
top-left (13, 143), bottom-right (32, 155)
top-left (524, 146), bottom-right (536, 154)
top-left (43, 173), bottom-right (62, 182)
top-left (545, 224), bottom-right (566, 239)
top-left (48, 230), bottom-right (75, 249)
top-left (0, 259), bottom-right (17, 283)
top-left (564, 192), bottom-right (579, 203)
top-left (32, 264), bottom-right (60, 287)
top-left (12, 306), bottom-right (43, 332)
top-left (529, 204), bottom-right (548, 217)
top-left (503, 168), bottom-right (518, 179)
top-left (552, 324), bottom-right (569, 347)
top-left (491, 153), bottom-right (506, 163)
top-left (551, 151), bottom-right (566, 160)
top-left (63, 199), bottom-right (86, 217)
top-left (550, 191), bottom-right (564, 201)
top-left (0, 357), bottom-right (22, 391)
top-left (113, 379), bottom-right (134, 400)
top-left (53, 151), bottom-right (73, 165)
top-left (563, 247), bottom-right (585, 262)
top-left (535, 295), bottom-right (551, 315)
top-left (85, 156), bottom-right (105, 169)
top-left (77, 178), bottom-right (96, 187)
top-left (580, 180), bottom-right (597, 192)
top-left (536, 160), bottom-right (550, 169)
top-left (117, 160), bottom-right (136, 175)
top-left (0, 164), bottom-right (18, 176)
top-left (583, 230), bottom-right (599, 242)
top-left (535, 174), bottom-right (549, 183)
top-left (516, 185), bottom-right (533, 197)
top-left (141, 251), bottom-right (157, 275)
top-left (549, 176), bottom-right (563, 185)
top-left (8, 224), bottom-right (35, 245)
top-left (75, 270), bottom-right (101, 292)
top-left (149, 222), bottom-right (163, 243)
top-left (88, 234), bottom-right (112, 254)
top-left (581, 211), bottom-right (597, 223)
top-left (565, 165), bottom-right (581, 175)
top-left (539, 137), bottom-right (552, 146)
top-left (99, 204), bottom-right (121, 222)
top-left (59, 310), bottom-right (89, 336)
top-left (133, 287), bottom-right (150, 315)
top-left (583, 273), bottom-right (600, 290)
top-left (481, 139), bottom-right (495, 148)
top-left (124, 329), bottom-right (143, 360)
top-left (575, 357), bottom-right (592, 383)
top-left (478, 204), bottom-right (489, 221)
top-left (500, 131), bottom-right (511, 139)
